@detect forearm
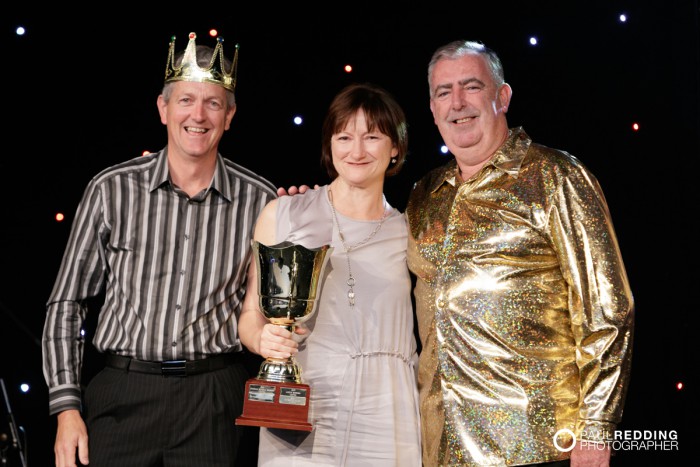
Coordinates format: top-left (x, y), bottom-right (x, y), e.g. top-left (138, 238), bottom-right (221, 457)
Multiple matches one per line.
top-left (238, 307), bottom-right (267, 355)
top-left (43, 301), bottom-right (86, 414)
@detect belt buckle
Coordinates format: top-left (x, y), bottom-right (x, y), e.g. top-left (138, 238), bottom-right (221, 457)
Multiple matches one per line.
top-left (161, 359), bottom-right (187, 377)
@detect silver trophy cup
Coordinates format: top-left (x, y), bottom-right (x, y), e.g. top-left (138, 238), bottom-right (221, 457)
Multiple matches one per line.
top-left (253, 240), bottom-right (332, 383)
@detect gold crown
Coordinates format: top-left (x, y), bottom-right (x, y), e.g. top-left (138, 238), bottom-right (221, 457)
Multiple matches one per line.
top-left (164, 32), bottom-right (239, 92)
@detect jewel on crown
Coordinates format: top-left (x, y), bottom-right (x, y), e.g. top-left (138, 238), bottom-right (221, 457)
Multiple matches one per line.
top-left (164, 32), bottom-right (239, 92)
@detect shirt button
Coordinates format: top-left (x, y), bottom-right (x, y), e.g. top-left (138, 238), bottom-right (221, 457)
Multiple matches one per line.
top-left (437, 299), bottom-right (446, 309)
top-left (175, 304), bottom-right (181, 310)
top-left (171, 342), bottom-right (177, 347)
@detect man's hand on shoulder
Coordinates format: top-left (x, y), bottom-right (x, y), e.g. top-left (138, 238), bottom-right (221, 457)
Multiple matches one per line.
top-left (276, 185), bottom-right (319, 197)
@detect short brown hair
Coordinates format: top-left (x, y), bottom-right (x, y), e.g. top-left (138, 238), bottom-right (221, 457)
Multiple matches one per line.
top-left (321, 83), bottom-right (408, 179)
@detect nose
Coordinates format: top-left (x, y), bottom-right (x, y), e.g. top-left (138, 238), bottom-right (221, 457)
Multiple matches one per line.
top-left (349, 139), bottom-right (365, 158)
top-left (451, 89), bottom-right (466, 110)
top-left (191, 101), bottom-right (206, 121)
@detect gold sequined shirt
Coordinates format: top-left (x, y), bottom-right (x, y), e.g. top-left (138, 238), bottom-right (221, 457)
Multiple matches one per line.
top-left (406, 127), bottom-right (634, 466)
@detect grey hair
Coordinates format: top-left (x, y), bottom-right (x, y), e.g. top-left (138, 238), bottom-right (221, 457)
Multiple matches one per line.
top-left (427, 40), bottom-right (505, 94)
top-left (161, 45), bottom-right (236, 108)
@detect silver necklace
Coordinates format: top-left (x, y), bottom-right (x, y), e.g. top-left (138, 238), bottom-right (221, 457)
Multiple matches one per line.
top-left (328, 188), bottom-right (388, 307)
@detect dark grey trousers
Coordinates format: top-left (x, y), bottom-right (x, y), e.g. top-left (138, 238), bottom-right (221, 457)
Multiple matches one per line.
top-left (84, 363), bottom-right (248, 466)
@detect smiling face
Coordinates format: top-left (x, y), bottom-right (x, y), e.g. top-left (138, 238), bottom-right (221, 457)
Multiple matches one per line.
top-left (157, 80), bottom-right (236, 162)
top-left (429, 52), bottom-right (512, 172)
top-left (331, 109), bottom-right (398, 189)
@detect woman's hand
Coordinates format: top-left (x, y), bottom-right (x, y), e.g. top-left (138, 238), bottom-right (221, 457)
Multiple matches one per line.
top-left (258, 323), bottom-right (301, 359)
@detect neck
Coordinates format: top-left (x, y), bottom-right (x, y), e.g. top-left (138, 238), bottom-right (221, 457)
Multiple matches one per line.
top-left (457, 158), bottom-right (490, 181)
top-left (167, 151), bottom-right (217, 197)
top-left (455, 126), bottom-right (510, 181)
top-left (328, 180), bottom-right (386, 221)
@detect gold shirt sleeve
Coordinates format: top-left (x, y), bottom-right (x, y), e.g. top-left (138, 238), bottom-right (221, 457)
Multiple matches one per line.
top-left (406, 128), bottom-right (634, 466)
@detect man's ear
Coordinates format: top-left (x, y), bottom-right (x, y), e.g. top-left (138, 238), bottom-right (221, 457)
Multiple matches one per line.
top-left (157, 95), bottom-right (168, 124)
top-left (224, 104), bottom-right (237, 131)
top-left (498, 83), bottom-right (512, 112)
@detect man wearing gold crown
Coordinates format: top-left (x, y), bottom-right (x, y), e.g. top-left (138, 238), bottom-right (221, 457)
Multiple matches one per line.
top-left (42, 32), bottom-right (277, 466)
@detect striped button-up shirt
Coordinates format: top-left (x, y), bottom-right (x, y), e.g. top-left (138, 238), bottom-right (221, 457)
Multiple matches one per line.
top-left (42, 148), bottom-right (277, 415)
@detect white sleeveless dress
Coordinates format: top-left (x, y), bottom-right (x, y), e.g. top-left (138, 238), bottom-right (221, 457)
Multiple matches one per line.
top-left (257, 185), bottom-right (421, 467)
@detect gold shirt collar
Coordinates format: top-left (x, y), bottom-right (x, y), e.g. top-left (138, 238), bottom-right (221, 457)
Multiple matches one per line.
top-left (429, 126), bottom-right (531, 193)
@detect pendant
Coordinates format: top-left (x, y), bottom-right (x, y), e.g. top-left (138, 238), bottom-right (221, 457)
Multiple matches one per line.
top-left (347, 276), bottom-right (356, 307)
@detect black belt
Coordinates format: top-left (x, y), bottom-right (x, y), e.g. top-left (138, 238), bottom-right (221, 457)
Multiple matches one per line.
top-left (105, 353), bottom-right (243, 377)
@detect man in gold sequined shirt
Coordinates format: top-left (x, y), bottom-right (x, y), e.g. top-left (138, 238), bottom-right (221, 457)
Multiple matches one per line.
top-left (405, 40), bottom-right (634, 467)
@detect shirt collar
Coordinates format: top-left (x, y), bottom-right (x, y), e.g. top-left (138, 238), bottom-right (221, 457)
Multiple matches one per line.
top-left (428, 127), bottom-right (531, 193)
top-left (148, 147), bottom-right (233, 202)
top-left (149, 149), bottom-right (171, 191)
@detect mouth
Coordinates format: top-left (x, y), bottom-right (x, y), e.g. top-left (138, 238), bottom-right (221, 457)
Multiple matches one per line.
top-left (185, 126), bottom-right (208, 134)
top-left (453, 116), bottom-right (475, 124)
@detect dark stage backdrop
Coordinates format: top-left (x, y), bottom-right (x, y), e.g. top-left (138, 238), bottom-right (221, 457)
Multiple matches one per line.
top-left (2, 2), bottom-right (698, 465)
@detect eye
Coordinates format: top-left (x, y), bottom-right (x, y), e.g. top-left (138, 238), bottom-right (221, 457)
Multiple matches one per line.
top-left (207, 100), bottom-right (224, 110)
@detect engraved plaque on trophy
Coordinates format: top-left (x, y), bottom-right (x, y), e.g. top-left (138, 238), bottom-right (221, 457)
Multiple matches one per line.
top-left (236, 241), bottom-right (332, 431)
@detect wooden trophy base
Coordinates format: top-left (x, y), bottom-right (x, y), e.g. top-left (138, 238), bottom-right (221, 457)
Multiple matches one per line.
top-left (235, 378), bottom-right (312, 432)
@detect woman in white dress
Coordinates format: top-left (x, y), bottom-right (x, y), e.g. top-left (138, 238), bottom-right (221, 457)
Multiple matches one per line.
top-left (238, 82), bottom-right (421, 466)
